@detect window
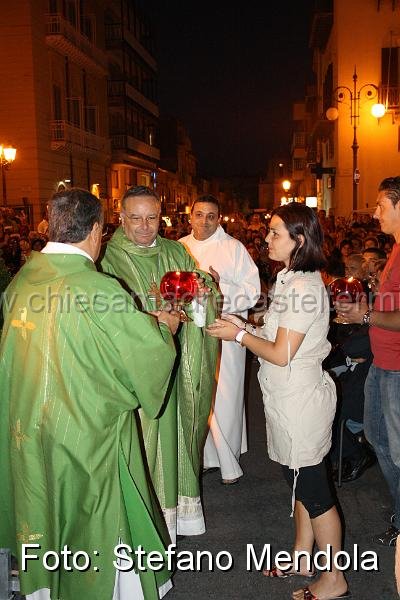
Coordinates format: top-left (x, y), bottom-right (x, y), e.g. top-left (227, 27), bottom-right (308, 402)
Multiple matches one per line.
top-left (81, 15), bottom-right (95, 42)
top-left (381, 47), bottom-right (400, 109)
top-left (63, 0), bottom-right (77, 27)
top-left (323, 63), bottom-right (333, 114)
top-left (85, 106), bottom-right (97, 133)
top-left (67, 97), bottom-right (82, 127)
top-left (111, 170), bottom-right (119, 188)
top-left (53, 85), bottom-right (62, 120)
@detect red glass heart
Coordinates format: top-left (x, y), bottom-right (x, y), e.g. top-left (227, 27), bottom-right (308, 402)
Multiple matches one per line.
top-left (160, 271), bottom-right (198, 304)
top-left (330, 277), bottom-right (364, 303)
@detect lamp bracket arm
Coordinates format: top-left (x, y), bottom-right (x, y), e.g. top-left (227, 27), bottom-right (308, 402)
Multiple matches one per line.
top-left (358, 83), bottom-right (379, 102)
top-left (332, 85), bottom-right (352, 108)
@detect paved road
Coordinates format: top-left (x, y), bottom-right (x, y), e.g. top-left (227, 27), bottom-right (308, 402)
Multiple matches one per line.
top-left (169, 355), bottom-right (398, 600)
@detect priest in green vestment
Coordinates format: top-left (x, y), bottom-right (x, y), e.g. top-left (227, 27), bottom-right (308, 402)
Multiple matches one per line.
top-left (99, 186), bottom-right (219, 541)
top-left (0, 189), bottom-right (181, 600)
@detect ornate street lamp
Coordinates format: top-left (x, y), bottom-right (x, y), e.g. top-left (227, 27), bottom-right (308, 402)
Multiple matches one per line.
top-left (326, 67), bottom-right (385, 211)
top-left (0, 144), bottom-right (17, 206)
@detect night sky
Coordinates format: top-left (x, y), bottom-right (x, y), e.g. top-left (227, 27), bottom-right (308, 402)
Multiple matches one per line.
top-left (145, 1), bottom-right (316, 178)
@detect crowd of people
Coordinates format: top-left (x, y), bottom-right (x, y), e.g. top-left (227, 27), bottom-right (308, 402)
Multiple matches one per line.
top-left (0, 178), bottom-right (400, 600)
top-left (0, 200), bottom-right (393, 295)
top-left (0, 208), bottom-right (47, 277)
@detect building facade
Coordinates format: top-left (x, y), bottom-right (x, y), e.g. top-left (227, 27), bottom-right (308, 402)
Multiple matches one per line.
top-left (0, 0), bottom-right (163, 227)
top-left (307, 0), bottom-right (400, 216)
top-left (157, 116), bottom-right (198, 214)
top-left (0, 0), bottom-right (111, 226)
top-left (105, 0), bottom-right (160, 219)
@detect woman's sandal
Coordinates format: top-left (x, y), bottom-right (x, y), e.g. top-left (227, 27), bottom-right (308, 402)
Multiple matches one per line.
top-left (262, 565), bottom-right (316, 579)
top-left (299, 586), bottom-right (351, 599)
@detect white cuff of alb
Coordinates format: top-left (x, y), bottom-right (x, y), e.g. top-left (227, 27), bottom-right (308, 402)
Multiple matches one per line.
top-left (191, 299), bottom-right (206, 327)
top-left (235, 329), bottom-right (246, 345)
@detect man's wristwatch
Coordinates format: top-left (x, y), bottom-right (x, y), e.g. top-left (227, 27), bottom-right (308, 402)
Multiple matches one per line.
top-left (244, 321), bottom-right (257, 335)
top-left (362, 309), bottom-right (373, 326)
top-left (235, 329), bottom-right (247, 345)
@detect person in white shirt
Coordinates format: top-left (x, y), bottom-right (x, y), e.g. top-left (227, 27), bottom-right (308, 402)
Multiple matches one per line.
top-left (207, 203), bottom-right (347, 600)
top-left (180, 195), bottom-right (260, 484)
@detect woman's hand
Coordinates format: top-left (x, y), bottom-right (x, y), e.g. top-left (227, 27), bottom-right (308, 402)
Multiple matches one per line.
top-left (206, 318), bottom-right (240, 341)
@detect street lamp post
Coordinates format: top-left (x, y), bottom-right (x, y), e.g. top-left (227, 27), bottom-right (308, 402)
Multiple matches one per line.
top-left (326, 67), bottom-right (385, 212)
top-left (0, 145), bottom-right (17, 206)
top-left (281, 179), bottom-right (291, 204)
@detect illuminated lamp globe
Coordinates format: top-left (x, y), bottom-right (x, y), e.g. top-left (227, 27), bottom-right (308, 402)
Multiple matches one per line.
top-left (2, 146), bottom-right (17, 162)
top-left (371, 103), bottom-right (386, 119)
top-left (326, 107), bottom-right (339, 121)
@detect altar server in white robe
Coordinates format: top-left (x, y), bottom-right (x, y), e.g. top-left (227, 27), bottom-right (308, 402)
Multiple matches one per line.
top-left (180, 195), bottom-right (260, 483)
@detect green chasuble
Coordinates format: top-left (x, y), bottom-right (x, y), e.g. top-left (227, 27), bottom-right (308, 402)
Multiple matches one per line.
top-left (0, 251), bottom-right (177, 600)
top-left (100, 229), bottom-right (219, 537)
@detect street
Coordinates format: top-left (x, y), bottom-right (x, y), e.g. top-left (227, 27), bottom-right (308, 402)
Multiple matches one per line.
top-left (169, 355), bottom-right (397, 599)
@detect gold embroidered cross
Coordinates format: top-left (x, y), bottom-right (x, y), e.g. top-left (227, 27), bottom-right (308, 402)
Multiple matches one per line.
top-left (11, 307), bottom-right (36, 340)
top-left (11, 419), bottom-right (29, 450)
top-left (17, 522), bottom-right (43, 544)
top-left (147, 280), bottom-right (163, 309)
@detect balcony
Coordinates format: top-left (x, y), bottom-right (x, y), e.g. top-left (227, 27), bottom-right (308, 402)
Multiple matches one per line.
top-left (107, 80), bottom-right (159, 117)
top-left (111, 134), bottom-right (160, 161)
top-left (309, 6), bottom-right (333, 51)
top-left (46, 14), bottom-right (108, 76)
top-left (50, 120), bottom-right (111, 156)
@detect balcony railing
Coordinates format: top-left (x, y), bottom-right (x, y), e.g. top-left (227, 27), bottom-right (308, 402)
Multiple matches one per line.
top-left (45, 14), bottom-right (107, 76)
top-left (111, 134), bottom-right (160, 161)
top-left (50, 120), bottom-right (110, 155)
top-left (292, 132), bottom-right (306, 148)
top-left (381, 85), bottom-right (400, 111)
top-left (105, 23), bottom-right (155, 61)
top-left (107, 80), bottom-right (159, 116)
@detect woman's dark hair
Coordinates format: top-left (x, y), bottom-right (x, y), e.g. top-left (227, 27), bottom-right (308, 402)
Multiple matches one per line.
top-left (272, 203), bottom-right (326, 272)
top-left (48, 188), bottom-right (102, 243)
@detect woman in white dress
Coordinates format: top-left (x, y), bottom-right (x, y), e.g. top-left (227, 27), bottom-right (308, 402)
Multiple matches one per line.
top-left (207, 204), bottom-right (349, 600)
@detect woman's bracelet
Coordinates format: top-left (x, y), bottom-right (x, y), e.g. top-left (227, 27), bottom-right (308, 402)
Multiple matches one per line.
top-left (235, 329), bottom-right (247, 345)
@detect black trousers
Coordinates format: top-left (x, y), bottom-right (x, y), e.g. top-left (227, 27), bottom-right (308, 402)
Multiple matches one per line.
top-left (281, 460), bottom-right (336, 519)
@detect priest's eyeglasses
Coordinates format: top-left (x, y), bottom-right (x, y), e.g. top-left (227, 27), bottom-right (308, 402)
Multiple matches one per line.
top-left (122, 213), bottom-right (160, 223)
